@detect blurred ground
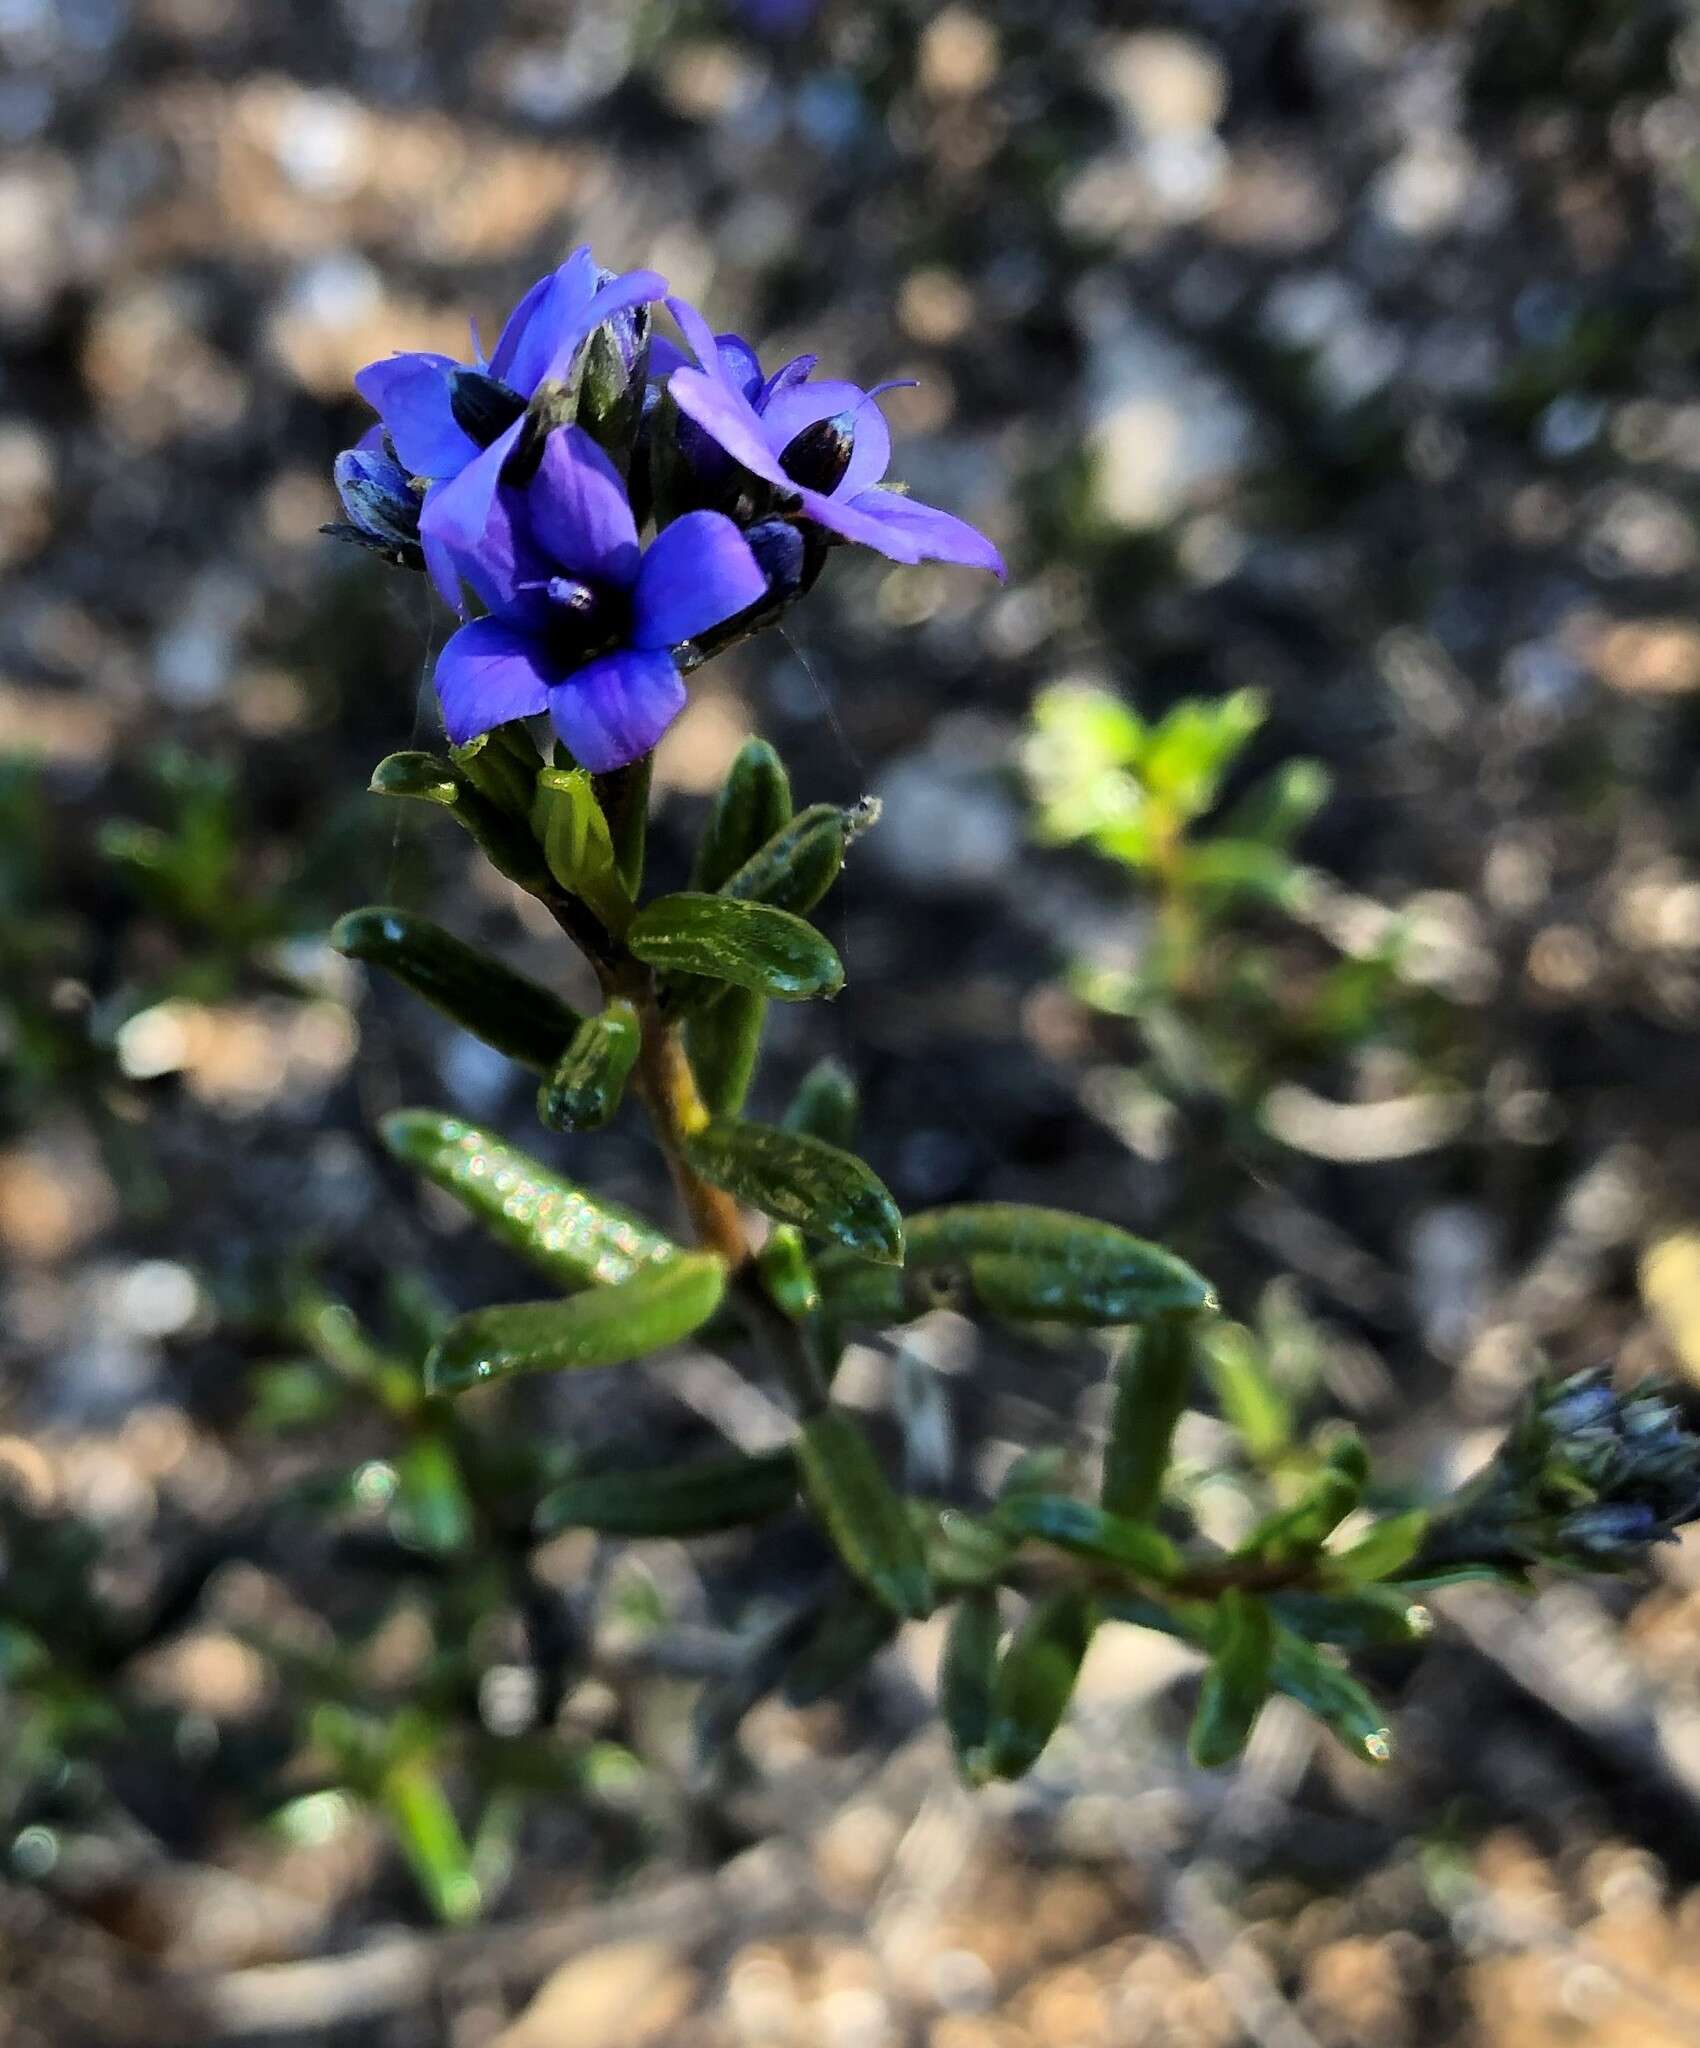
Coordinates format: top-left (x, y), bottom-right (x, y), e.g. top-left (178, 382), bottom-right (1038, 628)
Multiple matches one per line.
top-left (9, 0), bottom-right (1700, 2040)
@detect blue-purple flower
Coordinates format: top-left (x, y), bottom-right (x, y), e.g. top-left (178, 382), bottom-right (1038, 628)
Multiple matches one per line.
top-left (352, 248), bottom-right (666, 602)
top-left (660, 296), bottom-right (1005, 579)
top-left (432, 426), bottom-right (767, 773)
top-left (329, 427), bottom-right (424, 568)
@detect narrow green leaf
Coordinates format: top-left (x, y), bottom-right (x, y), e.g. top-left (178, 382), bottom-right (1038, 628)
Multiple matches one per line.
top-left (370, 751), bottom-right (460, 807)
top-left (903, 1206), bottom-right (1214, 1325)
top-left (685, 986), bottom-right (766, 1115)
top-left (812, 1248), bottom-right (905, 1328)
top-left (998, 1493), bottom-right (1179, 1578)
top-left (757, 1224), bottom-right (820, 1318)
top-left (532, 767), bottom-right (631, 933)
top-left (1322, 1509), bottom-right (1430, 1588)
top-left (783, 1057), bottom-right (860, 1149)
top-left (692, 738), bottom-right (792, 892)
top-left (425, 1253), bottom-right (726, 1395)
top-left (333, 907), bottom-right (581, 1071)
top-left (796, 1408), bottom-right (931, 1617)
top-left (1188, 1589), bottom-right (1274, 1769)
top-left (683, 1118), bottom-right (903, 1264)
top-left (1199, 1320), bottom-right (1292, 1466)
top-left (920, 1506), bottom-right (1017, 1589)
top-left (380, 1110), bottom-right (682, 1291)
top-left (941, 1588), bottom-right (1000, 1780)
top-left (391, 1432), bottom-right (474, 1556)
top-left (1238, 1433), bottom-right (1368, 1565)
top-left (370, 752), bottom-right (547, 891)
top-left (1101, 1316), bottom-right (1200, 1522)
top-left (534, 1447), bottom-right (797, 1537)
top-left (984, 1589), bottom-right (1093, 1780)
top-left (720, 800), bottom-right (875, 917)
top-left (1268, 1588), bottom-right (1434, 1650)
top-left (380, 1757), bottom-right (481, 1923)
top-left (537, 1000), bottom-right (641, 1132)
top-left (1269, 1626), bottom-right (1392, 1764)
top-left (782, 1583), bottom-right (898, 1706)
top-left (630, 893), bottom-right (843, 1000)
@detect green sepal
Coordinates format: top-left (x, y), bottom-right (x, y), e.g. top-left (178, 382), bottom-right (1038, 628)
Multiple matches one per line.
top-left (532, 767), bottom-right (632, 934)
top-left (903, 1206), bottom-right (1214, 1325)
top-left (451, 724), bottom-right (540, 818)
top-left (1101, 1315), bottom-right (1199, 1523)
top-left (940, 1587), bottom-right (1000, 1780)
top-left (783, 1057), bottom-right (860, 1149)
top-left (577, 315), bottom-right (649, 471)
top-left (380, 1110), bottom-right (682, 1291)
top-left (682, 1118), bottom-right (904, 1264)
top-left (997, 1493), bottom-right (1180, 1579)
top-left (1188, 1588), bottom-right (1274, 1769)
top-left (782, 1582), bottom-right (898, 1706)
top-left (370, 750), bottom-right (548, 891)
top-left (332, 906), bottom-right (581, 1072)
top-left (795, 1407), bottom-right (932, 1618)
top-left (1200, 1320), bottom-right (1292, 1466)
top-left (424, 1252), bottom-right (727, 1395)
top-left (630, 893), bottom-right (843, 1000)
top-left (685, 986), bottom-right (766, 1115)
top-left (757, 1223), bottom-right (820, 1318)
top-left (984, 1588), bottom-right (1094, 1781)
top-left (719, 800), bottom-right (876, 916)
top-left (1269, 1626), bottom-right (1392, 1764)
top-left (537, 999), bottom-right (641, 1132)
top-left (1268, 1587), bottom-right (1433, 1650)
top-left (692, 738), bottom-right (793, 892)
top-left (1320, 1508), bottom-right (1430, 1587)
top-left (533, 1446), bottom-right (797, 1538)
top-left (1237, 1432), bottom-right (1368, 1564)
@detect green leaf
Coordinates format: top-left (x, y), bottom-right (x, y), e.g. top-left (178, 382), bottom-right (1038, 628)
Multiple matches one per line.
top-left (379, 1755), bottom-right (482, 1923)
top-left (537, 1000), bottom-right (641, 1132)
top-left (630, 893), bottom-right (843, 1000)
top-left (1221, 757), bottom-right (1331, 849)
top-left (370, 751), bottom-right (462, 808)
top-left (685, 986), bottom-right (766, 1116)
top-left (1101, 1316), bottom-right (1200, 1522)
top-left (594, 755), bottom-right (652, 896)
top-left (532, 767), bottom-right (632, 933)
top-left (451, 725), bottom-right (540, 818)
top-left (796, 1408), bottom-right (931, 1617)
top-left (534, 1447), bottom-right (797, 1537)
top-left (721, 800), bottom-right (877, 917)
top-left (998, 1493), bottom-right (1179, 1578)
top-left (940, 1588), bottom-right (1000, 1779)
top-left (919, 1506), bottom-right (1017, 1588)
top-left (683, 1118), bottom-right (904, 1263)
top-left (424, 1253), bottom-right (726, 1395)
top-left (692, 738), bottom-right (792, 892)
top-left (391, 1432), bottom-right (474, 1556)
top-left (984, 1589), bottom-right (1093, 1780)
top-left (903, 1206), bottom-right (1214, 1325)
top-left (1237, 1432), bottom-right (1367, 1564)
top-left (1199, 1320), bottom-right (1292, 1466)
top-left (757, 1224), bottom-right (820, 1318)
top-left (1269, 1626), bottom-right (1392, 1765)
top-left (783, 1057), bottom-right (859, 1150)
top-left (370, 752), bottom-right (547, 892)
top-left (1268, 1588), bottom-right (1434, 1650)
top-left (333, 907), bottom-right (581, 1072)
top-left (1322, 1509), bottom-right (1431, 1587)
top-left (380, 1110), bottom-right (682, 1291)
top-left (1188, 1589), bottom-right (1274, 1768)
top-left (782, 1583), bottom-right (898, 1706)
top-left (812, 1248), bottom-right (906, 1329)
top-left (1140, 688), bottom-right (1266, 816)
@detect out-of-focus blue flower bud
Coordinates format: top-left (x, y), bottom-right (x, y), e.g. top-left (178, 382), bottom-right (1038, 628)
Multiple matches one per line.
top-left (744, 517), bottom-right (807, 603)
top-left (328, 445), bottom-right (425, 570)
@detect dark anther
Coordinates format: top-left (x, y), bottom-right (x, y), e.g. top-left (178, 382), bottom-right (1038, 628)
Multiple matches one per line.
top-left (449, 368), bottom-right (529, 447)
top-left (777, 409), bottom-right (856, 495)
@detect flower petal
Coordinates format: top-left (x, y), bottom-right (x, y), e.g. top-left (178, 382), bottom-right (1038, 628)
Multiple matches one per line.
top-left (524, 425), bottom-right (641, 585)
top-left (665, 294), bottom-right (722, 375)
top-left (489, 249), bottom-right (597, 395)
top-left (756, 353), bottom-right (818, 409)
top-left (536, 267), bottom-right (667, 387)
top-left (631, 510), bottom-right (768, 649)
top-left (548, 648), bottom-right (686, 773)
top-left (419, 417), bottom-right (543, 611)
top-left (715, 333), bottom-right (764, 399)
top-left (669, 367), bottom-right (790, 490)
top-left (354, 352), bottom-right (477, 478)
top-left (845, 489), bottom-right (1007, 578)
top-left (434, 615), bottom-right (554, 744)
top-left (793, 483), bottom-right (922, 562)
top-left (757, 377), bottom-right (891, 498)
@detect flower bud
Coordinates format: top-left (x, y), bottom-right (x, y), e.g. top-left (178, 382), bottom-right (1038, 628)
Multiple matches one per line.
top-left (327, 445), bottom-right (424, 569)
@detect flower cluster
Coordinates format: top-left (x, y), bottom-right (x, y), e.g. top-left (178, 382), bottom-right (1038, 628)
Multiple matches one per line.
top-left (1418, 1368), bottom-right (1700, 1573)
top-left (330, 248), bottom-right (1004, 772)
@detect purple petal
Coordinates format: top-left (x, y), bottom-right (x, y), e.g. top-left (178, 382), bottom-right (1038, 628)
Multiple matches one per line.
top-left (715, 333), bottom-right (764, 399)
top-left (354, 352), bottom-right (477, 479)
top-left (489, 249), bottom-right (597, 395)
top-left (524, 426), bottom-right (641, 585)
top-left (845, 489), bottom-right (1007, 578)
top-left (665, 295), bottom-right (722, 376)
top-left (755, 353), bottom-right (818, 409)
top-left (794, 483), bottom-right (922, 562)
top-left (434, 615), bottom-right (554, 744)
top-left (536, 266), bottom-right (667, 387)
top-left (631, 511), bottom-right (768, 649)
top-left (548, 648), bottom-right (686, 772)
top-left (669, 368), bottom-right (790, 490)
top-left (648, 334), bottom-right (690, 380)
top-left (419, 417), bottom-right (541, 611)
top-left (757, 377), bottom-right (892, 498)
